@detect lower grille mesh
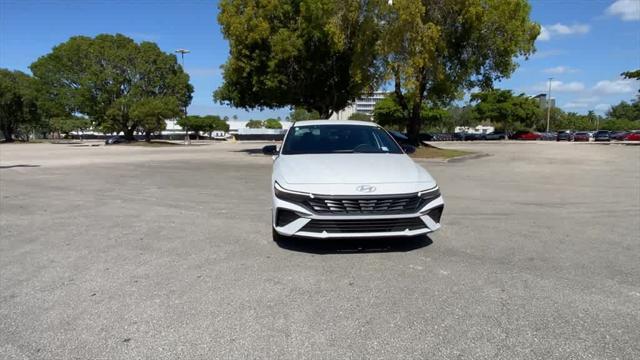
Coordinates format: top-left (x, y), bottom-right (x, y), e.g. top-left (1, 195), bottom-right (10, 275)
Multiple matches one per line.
top-left (300, 217), bottom-right (426, 234)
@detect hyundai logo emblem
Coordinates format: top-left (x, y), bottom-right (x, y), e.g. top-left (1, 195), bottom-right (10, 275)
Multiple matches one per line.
top-left (356, 185), bottom-right (376, 193)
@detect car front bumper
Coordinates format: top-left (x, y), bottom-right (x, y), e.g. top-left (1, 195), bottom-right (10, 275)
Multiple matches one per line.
top-left (272, 193), bottom-right (444, 239)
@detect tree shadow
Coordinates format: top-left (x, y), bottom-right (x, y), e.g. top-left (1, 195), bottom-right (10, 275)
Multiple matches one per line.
top-left (0, 164), bottom-right (41, 169)
top-left (275, 235), bottom-right (433, 254)
top-left (231, 148), bottom-right (271, 155)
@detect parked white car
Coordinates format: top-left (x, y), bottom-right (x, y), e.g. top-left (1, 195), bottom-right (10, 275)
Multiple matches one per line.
top-left (263, 120), bottom-right (444, 241)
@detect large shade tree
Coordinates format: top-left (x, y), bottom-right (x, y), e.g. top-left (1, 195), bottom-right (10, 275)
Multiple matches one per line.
top-left (0, 69), bottom-right (42, 142)
top-left (379, 0), bottom-right (540, 144)
top-left (214, 0), bottom-right (383, 118)
top-left (30, 34), bottom-right (193, 140)
top-left (471, 89), bottom-right (541, 136)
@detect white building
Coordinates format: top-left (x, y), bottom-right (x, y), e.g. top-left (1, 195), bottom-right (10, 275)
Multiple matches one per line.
top-left (455, 125), bottom-right (495, 134)
top-left (329, 91), bottom-right (388, 120)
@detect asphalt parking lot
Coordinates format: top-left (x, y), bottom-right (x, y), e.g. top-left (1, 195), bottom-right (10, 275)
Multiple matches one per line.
top-left (1, 141), bottom-right (639, 359)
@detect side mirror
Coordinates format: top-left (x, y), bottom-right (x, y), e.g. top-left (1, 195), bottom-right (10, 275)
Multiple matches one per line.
top-left (262, 145), bottom-right (278, 155)
top-left (402, 145), bottom-right (416, 154)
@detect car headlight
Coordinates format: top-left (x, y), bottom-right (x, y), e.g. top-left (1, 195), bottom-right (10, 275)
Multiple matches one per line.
top-left (418, 186), bottom-right (440, 201)
top-left (274, 182), bottom-right (313, 203)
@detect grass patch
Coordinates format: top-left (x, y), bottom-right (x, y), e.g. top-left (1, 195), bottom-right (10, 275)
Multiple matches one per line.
top-left (410, 145), bottom-right (472, 159)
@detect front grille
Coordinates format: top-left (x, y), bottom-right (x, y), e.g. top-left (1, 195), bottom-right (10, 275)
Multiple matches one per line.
top-left (300, 217), bottom-right (426, 234)
top-left (306, 195), bottom-right (426, 215)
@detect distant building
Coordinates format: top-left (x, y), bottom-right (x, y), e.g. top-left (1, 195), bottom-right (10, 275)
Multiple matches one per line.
top-left (161, 119), bottom-right (293, 139)
top-left (329, 91), bottom-right (388, 120)
top-left (532, 93), bottom-right (555, 109)
top-left (455, 125), bottom-right (495, 134)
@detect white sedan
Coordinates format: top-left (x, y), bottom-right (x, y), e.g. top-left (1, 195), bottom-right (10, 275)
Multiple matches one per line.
top-left (263, 120), bottom-right (444, 241)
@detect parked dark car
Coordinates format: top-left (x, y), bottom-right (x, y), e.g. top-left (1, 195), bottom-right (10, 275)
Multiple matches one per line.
top-left (105, 136), bottom-right (129, 145)
top-left (539, 132), bottom-right (557, 141)
top-left (573, 132), bottom-right (590, 142)
top-left (388, 131), bottom-right (411, 145)
top-left (557, 130), bottom-right (573, 141)
top-left (610, 131), bottom-right (629, 141)
top-left (454, 132), bottom-right (481, 141)
top-left (431, 133), bottom-right (455, 141)
top-left (510, 131), bottom-right (541, 140)
top-left (624, 131), bottom-right (640, 141)
top-left (418, 133), bottom-right (435, 142)
top-left (482, 131), bottom-right (507, 140)
top-left (594, 130), bottom-right (611, 142)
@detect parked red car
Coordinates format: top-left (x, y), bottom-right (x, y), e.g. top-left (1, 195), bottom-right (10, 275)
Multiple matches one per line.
top-left (510, 131), bottom-right (541, 140)
top-left (624, 131), bottom-right (640, 141)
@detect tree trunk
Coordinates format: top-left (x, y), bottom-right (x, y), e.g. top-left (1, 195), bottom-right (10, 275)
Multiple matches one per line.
top-left (2, 128), bottom-right (14, 142)
top-left (145, 131), bottom-right (151, 142)
top-left (124, 128), bottom-right (135, 141)
top-left (406, 112), bottom-right (421, 146)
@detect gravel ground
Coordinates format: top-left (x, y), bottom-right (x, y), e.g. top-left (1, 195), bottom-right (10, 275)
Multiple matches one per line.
top-left (1, 141), bottom-right (639, 359)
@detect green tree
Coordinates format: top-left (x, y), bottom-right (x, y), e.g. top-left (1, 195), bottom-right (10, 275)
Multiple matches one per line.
top-left (471, 89), bottom-right (541, 137)
top-left (177, 115), bottom-right (228, 139)
top-left (264, 118), bottom-right (283, 129)
top-left (607, 100), bottom-right (640, 121)
top-left (421, 107), bottom-right (452, 132)
top-left (131, 97), bottom-right (181, 142)
top-left (30, 34), bottom-right (193, 140)
top-left (373, 94), bottom-right (452, 132)
top-left (621, 69), bottom-right (640, 81)
top-left (600, 118), bottom-right (640, 131)
top-left (373, 95), bottom-right (407, 129)
top-left (289, 107), bottom-right (321, 122)
top-left (447, 105), bottom-right (477, 131)
top-left (0, 69), bottom-right (43, 142)
top-left (348, 112), bottom-right (372, 121)
top-left (214, 0), bottom-right (382, 118)
top-left (379, 0), bottom-right (539, 144)
top-left (49, 116), bottom-right (92, 140)
top-left (245, 120), bottom-right (263, 128)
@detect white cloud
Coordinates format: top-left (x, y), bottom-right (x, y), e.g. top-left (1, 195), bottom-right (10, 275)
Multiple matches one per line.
top-left (538, 26), bottom-right (551, 41)
top-left (606, 0), bottom-right (640, 21)
top-left (542, 66), bottom-right (578, 74)
top-left (592, 79), bottom-right (639, 94)
top-left (574, 96), bottom-right (601, 103)
top-left (533, 80), bottom-right (586, 93)
top-left (594, 103), bottom-right (611, 112)
top-left (564, 102), bottom-right (589, 109)
top-left (548, 23), bottom-right (590, 35)
top-left (538, 23), bottom-right (590, 41)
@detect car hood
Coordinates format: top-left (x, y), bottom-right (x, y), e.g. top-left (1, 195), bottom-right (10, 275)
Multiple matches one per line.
top-left (274, 153), bottom-right (437, 195)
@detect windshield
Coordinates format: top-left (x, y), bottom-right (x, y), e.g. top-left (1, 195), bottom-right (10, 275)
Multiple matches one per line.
top-left (281, 124), bottom-right (403, 155)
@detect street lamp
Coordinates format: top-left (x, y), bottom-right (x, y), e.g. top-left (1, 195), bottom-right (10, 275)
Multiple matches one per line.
top-left (175, 48), bottom-right (190, 67)
top-left (175, 49), bottom-right (190, 144)
top-left (546, 77), bottom-right (553, 133)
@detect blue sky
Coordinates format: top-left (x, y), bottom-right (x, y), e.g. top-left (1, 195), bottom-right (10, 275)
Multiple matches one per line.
top-left (1, 0), bottom-right (638, 119)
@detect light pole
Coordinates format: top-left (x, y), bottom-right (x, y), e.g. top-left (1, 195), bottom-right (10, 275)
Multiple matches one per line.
top-left (175, 49), bottom-right (191, 144)
top-left (546, 77), bottom-right (553, 133)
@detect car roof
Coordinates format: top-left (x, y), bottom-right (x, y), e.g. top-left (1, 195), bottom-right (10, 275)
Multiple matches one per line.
top-left (292, 120), bottom-right (378, 127)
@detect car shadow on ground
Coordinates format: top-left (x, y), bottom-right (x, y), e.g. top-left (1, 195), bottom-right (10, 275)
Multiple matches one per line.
top-left (275, 235), bottom-right (433, 254)
top-left (232, 148), bottom-right (270, 155)
top-left (0, 164), bottom-right (41, 169)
